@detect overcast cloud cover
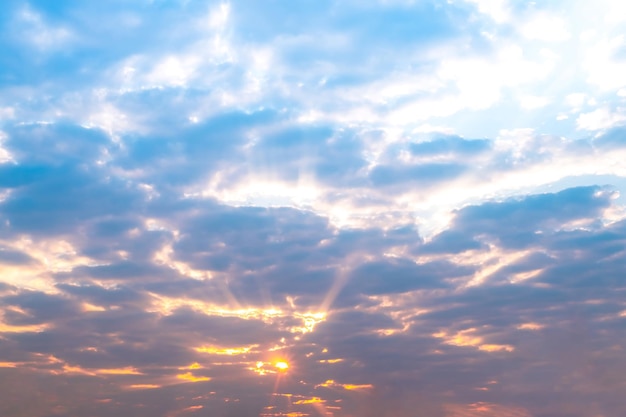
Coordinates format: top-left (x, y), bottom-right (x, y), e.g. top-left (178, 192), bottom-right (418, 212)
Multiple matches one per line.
top-left (1, 1), bottom-right (626, 416)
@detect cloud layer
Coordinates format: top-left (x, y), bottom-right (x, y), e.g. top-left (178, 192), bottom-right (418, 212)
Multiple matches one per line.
top-left (1, 1), bottom-right (626, 417)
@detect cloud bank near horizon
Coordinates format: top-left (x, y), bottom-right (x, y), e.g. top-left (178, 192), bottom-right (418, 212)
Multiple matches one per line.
top-left (1, 1), bottom-right (626, 417)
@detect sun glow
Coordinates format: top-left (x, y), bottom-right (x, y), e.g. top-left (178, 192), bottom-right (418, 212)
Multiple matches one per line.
top-left (275, 361), bottom-right (289, 371)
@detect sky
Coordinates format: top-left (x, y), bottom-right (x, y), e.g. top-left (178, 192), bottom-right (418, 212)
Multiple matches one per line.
top-left (1, 1), bottom-right (626, 416)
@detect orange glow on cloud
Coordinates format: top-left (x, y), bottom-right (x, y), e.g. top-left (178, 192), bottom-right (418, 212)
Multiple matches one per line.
top-left (97, 367), bottom-right (142, 375)
top-left (165, 405), bottom-right (205, 417)
top-left (148, 293), bottom-right (326, 334)
top-left (342, 383), bottom-right (373, 391)
top-left (147, 293), bottom-right (284, 321)
top-left (315, 380), bottom-right (373, 391)
top-left (61, 364), bottom-right (97, 376)
top-left (479, 344), bottom-right (515, 352)
top-left (181, 405), bottom-right (203, 412)
top-left (445, 402), bottom-right (533, 417)
top-left (195, 344), bottom-right (257, 355)
top-left (293, 397), bottom-right (324, 405)
top-left (318, 358), bottom-right (343, 364)
top-left (81, 302), bottom-right (106, 312)
top-left (60, 364), bottom-right (143, 376)
top-left (517, 322), bottom-right (544, 330)
top-left (184, 362), bottom-right (202, 369)
top-left (0, 361), bottom-right (19, 368)
top-left (176, 372), bottom-right (211, 382)
top-left (434, 328), bottom-right (514, 352)
top-left (0, 322), bottom-right (49, 333)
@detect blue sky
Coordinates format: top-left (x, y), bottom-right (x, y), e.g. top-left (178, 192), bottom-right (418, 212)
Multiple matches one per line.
top-left (1, 1), bottom-right (626, 416)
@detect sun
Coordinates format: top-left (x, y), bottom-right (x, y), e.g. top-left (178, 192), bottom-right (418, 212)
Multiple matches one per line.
top-left (275, 361), bottom-right (289, 372)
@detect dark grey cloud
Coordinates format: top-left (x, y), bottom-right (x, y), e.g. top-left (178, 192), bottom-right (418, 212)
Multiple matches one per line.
top-left (410, 135), bottom-right (491, 157)
top-left (159, 306), bottom-right (288, 347)
top-left (77, 221), bottom-right (171, 262)
top-left (62, 261), bottom-right (178, 281)
top-left (420, 229), bottom-right (486, 254)
top-left (119, 110), bottom-right (277, 187)
top-left (234, 266), bottom-right (337, 305)
top-left (172, 204), bottom-right (332, 273)
top-left (2, 290), bottom-right (79, 325)
top-left (450, 186), bottom-right (615, 248)
top-left (0, 166), bottom-right (144, 237)
top-left (2, 123), bottom-right (110, 165)
top-left (593, 125), bottom-right (626, 150)
top-left (369, 162), bottom-right (466, 188)
top-left (56, 283), bottom-right (145, 307)
top-left (0, 246), bottom-right (37, 265)
top-left (346, 258), bottom-right (462, 295)
top-left (248, 125), bottom-right (369, 187)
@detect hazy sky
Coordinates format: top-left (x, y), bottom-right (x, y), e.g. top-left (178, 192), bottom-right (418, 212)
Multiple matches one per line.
top-left (1, 1), bottom-right (626, 416)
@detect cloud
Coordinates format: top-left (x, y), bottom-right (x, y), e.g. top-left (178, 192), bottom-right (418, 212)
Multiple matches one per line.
top-left (577, 106), bottom-right (626, 131)
top-left (347, 258), bottom-right (462, 294)
top-left (1, 1), bottom-right (626, 417)
top-left (519, 13), bottom-right (570, 42)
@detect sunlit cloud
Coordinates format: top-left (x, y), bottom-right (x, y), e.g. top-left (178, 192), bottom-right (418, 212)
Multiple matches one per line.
top-left (195, 345), bottom-right (258, 355)
top-left (176, 372), bottom-right (211, 383)
top-left (433, 328), bottom-right (515, 352)
top-left (126, 384), bottom-right (161, 389)
top-left (315, 380), bottom-right (373, 391)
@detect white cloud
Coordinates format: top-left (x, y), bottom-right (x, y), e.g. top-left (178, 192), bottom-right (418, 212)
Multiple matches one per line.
top-left (0, 131), bottom-right (13, 164)
top-left (601, 0), bottom-right (626, 24)
top-left (16, 6), bottom-right (74, 50)
top-left (576, 107), bottom-right (626, 131)
top-left (583, 35), bottom-right (626, 91)
top-left (0, 107), bottom-right (15, 120)
top-left (207, 2), bottom-right (230, 30)
top-left (463, 0), bottom-right (510, 23)
top-left (520, 13), bottom-right (570, 42)
top-left (419, 43), bottom-right (556, 117)
top-left (520, 95), bottom-right (550, 110)
top-left (565, 93), bottom-right (586, 109)
top-left (146, 55), bottom-right (200, 87)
